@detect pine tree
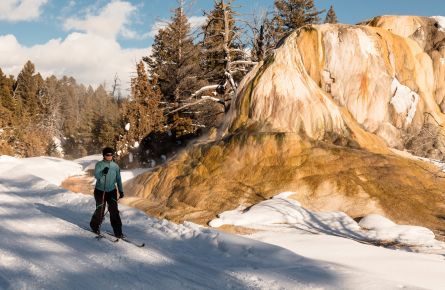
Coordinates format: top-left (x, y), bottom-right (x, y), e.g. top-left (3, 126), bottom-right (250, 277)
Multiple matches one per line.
top-left (58, 76), bottom-right (85, 157)
top-left (90, 85), bottom-right (120, 150)
top-left (271, 0), bottom-right (324, 43)
top-left (117, 61), bottom-right (164, 160)
top-left (145, 2), bottom-right (204, 103)
top-left (251, 11), bottom-right (276, 62)
top-left (324, 5), bottom-right (337, 24)
top-left (14, 60), bottom-right (41, 119)
top-left (0, 69), bottom-right (15, 126)
top-left (40, 75), bottom-right (63, 155)
top-left (2, 64), bottom-right (125, 158)
top-left (145, 1), bottom-right (217, 136)
top-left (0, 69), bottom-right (14, 155)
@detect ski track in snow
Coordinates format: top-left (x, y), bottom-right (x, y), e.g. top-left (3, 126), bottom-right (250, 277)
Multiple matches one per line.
top-left (0, 156), bottom-right (444, 289)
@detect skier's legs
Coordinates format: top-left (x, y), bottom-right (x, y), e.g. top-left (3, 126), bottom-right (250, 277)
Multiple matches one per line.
top-left (90, 188), bottom-right (106, 233)
top-left (106, 189), bottom-right (123, 237)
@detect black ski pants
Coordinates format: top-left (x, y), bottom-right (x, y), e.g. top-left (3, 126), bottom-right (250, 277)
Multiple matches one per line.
top-left (90, 188), bottom-right (123, 236)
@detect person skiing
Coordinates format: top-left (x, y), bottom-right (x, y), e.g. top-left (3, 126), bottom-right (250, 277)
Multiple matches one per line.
top-left (90, 147), bottom-right (124, 238)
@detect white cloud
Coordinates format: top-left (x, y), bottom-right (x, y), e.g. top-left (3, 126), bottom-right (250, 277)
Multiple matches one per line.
top-left (0, 0), bottom-right (48, 22)
top-left (148, 15), bottom-right (206, 38)
top-left (0, 0), bottom-right (152, 93)
top-left (0, 33), bottom-right (150, 94)
top-left (63, 1), bottom-right (139, 39)
top-left (189, 16), bottom-right (206, 30)
top-left (148, 20), bottom-right (169, 38)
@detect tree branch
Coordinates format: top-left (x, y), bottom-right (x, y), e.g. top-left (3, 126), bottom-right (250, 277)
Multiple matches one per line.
top-left (167, 95), bottom-right (224, 115)
top-left (230, 60), bottom-right (258, 66)
top-left (191, 84), bottom-right (219, 98)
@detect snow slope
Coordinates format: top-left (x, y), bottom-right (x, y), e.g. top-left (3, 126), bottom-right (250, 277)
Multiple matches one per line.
top-left (1, 156), bottom-right (445, 289)
top-left (210, 192), bottom-right (445, 251)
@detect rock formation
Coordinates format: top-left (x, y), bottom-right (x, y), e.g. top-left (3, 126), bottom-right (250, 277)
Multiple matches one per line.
top-left (123, 16), bottom-right (445, 239)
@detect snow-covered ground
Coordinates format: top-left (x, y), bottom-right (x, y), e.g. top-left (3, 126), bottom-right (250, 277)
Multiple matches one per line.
top-left (0, 156), bottom-right (445, 289)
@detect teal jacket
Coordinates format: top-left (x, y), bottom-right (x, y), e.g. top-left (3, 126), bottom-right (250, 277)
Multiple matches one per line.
top-left (94, 160), bottom-right (123, 193)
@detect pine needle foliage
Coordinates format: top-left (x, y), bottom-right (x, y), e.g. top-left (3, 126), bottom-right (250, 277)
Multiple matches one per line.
top-left (271, 0), bottom-right (324, 43)
top-left (324, 5), bottom-right (338, 24)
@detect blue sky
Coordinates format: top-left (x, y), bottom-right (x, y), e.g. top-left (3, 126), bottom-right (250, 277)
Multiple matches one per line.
top-left (0, 0), bottom-right (444, 93)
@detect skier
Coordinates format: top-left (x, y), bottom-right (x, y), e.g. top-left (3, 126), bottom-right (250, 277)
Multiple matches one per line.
top-left (90, 147), bottom-right (124, 238)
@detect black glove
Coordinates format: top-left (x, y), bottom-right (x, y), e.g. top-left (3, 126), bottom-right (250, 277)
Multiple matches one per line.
top-left (119, 191), bottom-right (124, 199)
top-left (102, 167), bottom-right (109, 175)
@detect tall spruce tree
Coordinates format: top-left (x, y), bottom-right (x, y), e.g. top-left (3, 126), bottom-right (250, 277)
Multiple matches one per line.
top-left (271, 0), bottom-right (324, 44)
top-left (145, 1), bottom-right (216, 136)
top-left (145, 1), bottom-right (204, 103)
top-left (324, 5), bottom-right (337, 24)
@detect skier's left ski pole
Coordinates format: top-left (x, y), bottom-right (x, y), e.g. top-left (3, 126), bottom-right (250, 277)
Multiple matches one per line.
top-left (98, 173), bottom-right (107, 232)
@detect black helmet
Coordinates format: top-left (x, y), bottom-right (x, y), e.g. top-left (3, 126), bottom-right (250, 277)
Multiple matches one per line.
top-left (102, 147), bottom-right (114, 156)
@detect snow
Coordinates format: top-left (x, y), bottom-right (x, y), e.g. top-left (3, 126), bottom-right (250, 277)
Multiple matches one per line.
top-left (359, 214), bottom-right (437, 246)
top-left (52, 137), bottom-right (64, 154)
top-left (210, 194), bottom-right (445, 289)
top-left (0, 155), bottom-right (84, 186)
top-left (124, 122), bottom-right (130, 131)
top-left (359, 213), bottom-right (396, 229)
top-left (120, 167), bottom-right (152, 183)
top-left (74, 154), bottom-right (102, 171)
top-left (390, 78), bottom-right (420, 125)
top-left (1, 156), bottom-right (445, 289)
top-left (210, 195), bottom-right (444, 251)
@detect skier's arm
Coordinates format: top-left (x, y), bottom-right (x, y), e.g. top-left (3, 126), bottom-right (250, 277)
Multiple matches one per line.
top-left (116, 167), bottom-right (123, 194)
top-left (94, 162), bottom-right (103, 180)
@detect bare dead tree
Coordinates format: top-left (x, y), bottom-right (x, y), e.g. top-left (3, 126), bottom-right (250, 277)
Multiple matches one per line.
top-left (110, 73), bottom-right (122, 102)
top-left (173, 0), bottom-right (257, 117)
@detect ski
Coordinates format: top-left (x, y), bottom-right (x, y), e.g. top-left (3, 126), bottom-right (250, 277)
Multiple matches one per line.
top-left (79, 226), bottom-right (119, 243)
top-left (106, 231), bottom-right (145, 247)
top-left (120, 237), bottom-right (145, 248)
top-left (96, 233), bottom-right (119, 243)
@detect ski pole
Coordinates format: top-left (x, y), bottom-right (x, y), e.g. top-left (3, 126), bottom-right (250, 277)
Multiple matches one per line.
top-left (98, 173), bottom-right (107, 232)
